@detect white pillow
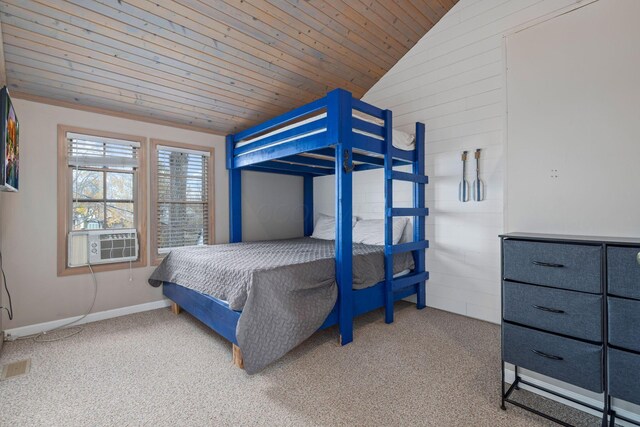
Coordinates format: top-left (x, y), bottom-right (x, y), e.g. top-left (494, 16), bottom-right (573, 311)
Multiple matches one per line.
top-left (353, 218), bottom-right (408, 246)
top-left (311, 214), bottom-right (357, 240)
top-left (353, 111), bottom-right (415, 150)
top-left (393, 129), bottom-right (415, 150)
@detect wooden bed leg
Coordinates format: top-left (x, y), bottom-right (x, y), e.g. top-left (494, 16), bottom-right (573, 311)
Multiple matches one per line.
top-left (170, 302), bottom-right (181, 315)
top-left (232, 344), bottom-right (244, 369)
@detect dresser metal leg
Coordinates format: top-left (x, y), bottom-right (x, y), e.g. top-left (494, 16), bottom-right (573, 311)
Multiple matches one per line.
top-left (602, 395), bottom-right (610, 427)
top-left (501, 360), bottom-right (506, 410)
top-left (501, 365), bottom-right (613, 426)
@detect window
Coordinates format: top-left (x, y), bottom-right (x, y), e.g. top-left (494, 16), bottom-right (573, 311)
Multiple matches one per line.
top-left (150, 140), bottom-right (214, 264)
top-left (69, 134), bottom-right (137, 231)
top-left (57, 125), bottom-right (147, 276)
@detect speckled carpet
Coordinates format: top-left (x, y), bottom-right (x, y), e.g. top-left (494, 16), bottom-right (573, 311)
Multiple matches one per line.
top-left (0, 302), bottom-right (601, 426)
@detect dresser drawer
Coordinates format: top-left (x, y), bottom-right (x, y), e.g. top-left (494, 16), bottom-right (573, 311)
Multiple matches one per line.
top-left (503, 240), bottom-right (601, 293)
top-left (502, 323), bottom-right (603, 392)
top-left (503, 281), bottom-right (602, 342)
top-left (608, 297), bottom-right (640, 353)
top-left (607, 246), bottom-right (640, 300)
top-left (608, 348), bottom-right (640, 405)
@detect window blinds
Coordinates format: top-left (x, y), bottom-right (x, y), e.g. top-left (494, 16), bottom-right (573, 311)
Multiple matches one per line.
top-left (156, 146), bottom-right (210, 252)
top-left (66, 132), bottom-right (139, 232)
top-left (66, 132), bottom-right (140, 169)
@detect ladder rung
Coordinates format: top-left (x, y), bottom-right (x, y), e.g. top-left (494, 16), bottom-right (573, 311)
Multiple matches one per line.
top-left (387, 208), bottom-right (429, 217)
top-left (385, 240), bottom-right (429, 255)
top-left (387, 171), bottom-right (428, 184)
top-left (391, 271), bottom-right (429, 292)
top-left (390, 147), bottom-right (416, 162)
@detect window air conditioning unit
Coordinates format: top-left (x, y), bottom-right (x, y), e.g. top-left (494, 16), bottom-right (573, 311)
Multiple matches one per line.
top-left (68, 229), bottom-right (138, 267)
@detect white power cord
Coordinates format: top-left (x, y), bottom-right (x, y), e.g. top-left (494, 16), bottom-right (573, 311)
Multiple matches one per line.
top-left (0, 250), bottom-right (14, 321)
top-left (17, 263), bottom-right (98, 343)
top-left (14, 147), bottom-right (99, 342)
top-left (19, 161), bottom-right (101, 342)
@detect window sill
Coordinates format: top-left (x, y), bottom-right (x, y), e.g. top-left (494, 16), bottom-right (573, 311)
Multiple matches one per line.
top-left (58, 259), bottom-right (147, 277)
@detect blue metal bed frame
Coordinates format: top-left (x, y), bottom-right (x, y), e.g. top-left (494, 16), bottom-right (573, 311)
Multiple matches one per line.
top-left (163, 88), bottom-right (429, 352)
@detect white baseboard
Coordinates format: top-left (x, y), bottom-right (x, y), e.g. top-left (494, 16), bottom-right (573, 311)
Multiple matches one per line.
top-left (5, 299), bottom-right (172, 338)
top-left (504, 367), bottom-right (640, 426)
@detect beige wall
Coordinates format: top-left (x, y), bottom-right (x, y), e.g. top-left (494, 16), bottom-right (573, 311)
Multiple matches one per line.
top-left (0, 99), bottom-right (303, 329)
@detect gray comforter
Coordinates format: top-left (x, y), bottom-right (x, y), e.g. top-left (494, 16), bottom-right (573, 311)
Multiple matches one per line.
top-left (148, 237), bottom-right (414, 374)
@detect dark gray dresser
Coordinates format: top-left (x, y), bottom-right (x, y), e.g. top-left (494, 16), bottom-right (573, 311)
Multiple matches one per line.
top-left (607, 245), bottom-right (640, 423)
top-left (500, 233), bottom-right (640, 426)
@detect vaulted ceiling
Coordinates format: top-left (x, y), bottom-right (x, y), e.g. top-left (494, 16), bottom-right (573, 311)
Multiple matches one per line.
top-left (0, 0), bottom-right (457, 135)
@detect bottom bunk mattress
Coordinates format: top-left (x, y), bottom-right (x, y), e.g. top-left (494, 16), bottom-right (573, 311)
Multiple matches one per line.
top-left (148, 237), bottom-right (414, 373)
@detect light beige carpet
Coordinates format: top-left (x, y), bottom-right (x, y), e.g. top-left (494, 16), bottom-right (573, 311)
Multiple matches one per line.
top-left (0, 302), bottom-right (601, 426)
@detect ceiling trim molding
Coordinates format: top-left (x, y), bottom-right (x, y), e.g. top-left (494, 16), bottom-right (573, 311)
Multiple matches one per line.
top-left (11, 91), bottom-right (225, 136)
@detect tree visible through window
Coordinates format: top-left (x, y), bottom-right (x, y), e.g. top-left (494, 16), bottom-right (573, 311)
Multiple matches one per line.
top-left (67, 133), bottom-right (140, 231)
top-left (72, 169), bottom-right (134, 230)
top-left (151, 140), bottom-right (214, 261)
top-left (58, 125), bottom-right (147, 276)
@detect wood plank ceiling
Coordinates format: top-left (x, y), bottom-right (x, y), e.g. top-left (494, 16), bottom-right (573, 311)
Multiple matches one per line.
top-left (0, 0), bottom-right (457, 135)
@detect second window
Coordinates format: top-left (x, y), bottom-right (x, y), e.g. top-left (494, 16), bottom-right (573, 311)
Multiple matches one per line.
top-left (151, 140), bottom-right (214, 263)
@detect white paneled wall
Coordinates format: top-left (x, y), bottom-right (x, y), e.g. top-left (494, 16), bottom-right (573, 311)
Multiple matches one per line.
top-left (315, 167), bottom-right (413, 219)
top-left (315, 0), bottom-right (589, 324)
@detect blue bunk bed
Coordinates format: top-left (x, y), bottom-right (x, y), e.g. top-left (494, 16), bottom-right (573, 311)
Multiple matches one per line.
top-left (162, 88), bottom-right (428, 361)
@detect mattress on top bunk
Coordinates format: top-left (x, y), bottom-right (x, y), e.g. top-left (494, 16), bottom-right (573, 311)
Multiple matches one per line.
top-left (148, 237), bottom-right (414, 312)
top-left (235, 112), bottom-right (416, 152)
top-left (148, 237), bottom-right (415, 374)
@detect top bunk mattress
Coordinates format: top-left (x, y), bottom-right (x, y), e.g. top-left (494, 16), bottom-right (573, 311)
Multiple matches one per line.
top-left (148, 237), bottom-right (414, 311)
top-left (235, 112), bottom-right (416, 153)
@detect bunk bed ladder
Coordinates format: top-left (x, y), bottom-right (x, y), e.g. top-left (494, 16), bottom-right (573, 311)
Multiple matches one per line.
top-left (384, 118), bottom-right (429, 324)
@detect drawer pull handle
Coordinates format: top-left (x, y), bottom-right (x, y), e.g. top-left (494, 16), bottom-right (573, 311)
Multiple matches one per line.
top-left (532, 305), bottom-right (565, 314)
top-left (531, 349), bottom-right (564, 361)
top-left (532, 261), bottom-right (564, 268)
